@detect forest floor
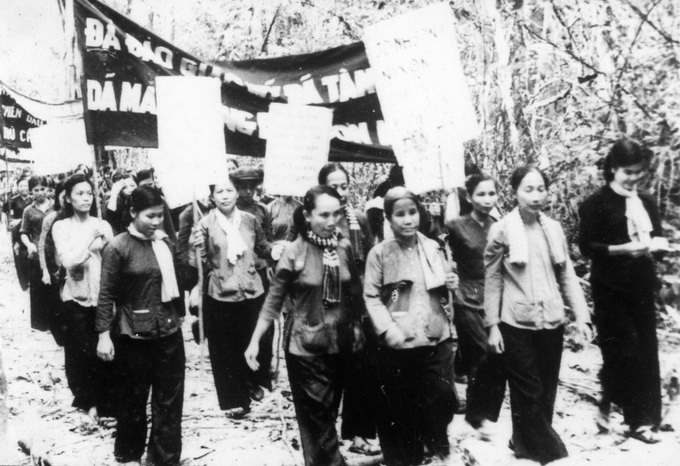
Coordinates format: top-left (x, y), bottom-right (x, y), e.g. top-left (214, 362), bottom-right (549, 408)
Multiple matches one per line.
top-left (0, 230), bottom-right (679, 466)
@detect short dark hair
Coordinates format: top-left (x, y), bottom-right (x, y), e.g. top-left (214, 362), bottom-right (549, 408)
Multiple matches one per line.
top-left (603, 138), bottom-right (652, 182)
top-left (129, 186), bottom-right (164, 213)
top-left (465, 173), bottom-right (497, 196)
top-left (28, 175), bottom-right (49, 191)
top-left (318, 163), bottom-right (350, 186)
top-left (510, 165), bottom-right (550, 192)
top-left (293, 185), bottom-right (342, 238)
top-left (62, 174), bottom-right (95, 217)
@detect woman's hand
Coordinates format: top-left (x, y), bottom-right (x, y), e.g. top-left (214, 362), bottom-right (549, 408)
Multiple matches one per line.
top-left (41, 269), bottom-right (51, 285)
top-left (271, 242), bottom-right (286, 261)
top-left (574, 322), bottom-right (594, 349)
top-left (487, 324), bottom-right (504, 354)
top-left (616, 241), bottom-right (650, 258)
top-left (244, 340), bottom-right (260, 371)
top-left (445, 271), bottom-right (459, 291)
top-left (97, 331), bottom-right (115, 362)
top-left (190, 226), bottom-right (204, 249)
top-left (26, 242), bottom-right (37, 256)
top-left (383, 324), bottom-right (408, 349)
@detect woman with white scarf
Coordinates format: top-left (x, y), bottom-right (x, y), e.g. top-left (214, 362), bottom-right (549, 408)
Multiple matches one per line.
top-left (96, 186), bottom-right (186, 466)
top-left (579, 139), bottom-right (670, 444)
top-left (191, 174), bottom-right (280, 419)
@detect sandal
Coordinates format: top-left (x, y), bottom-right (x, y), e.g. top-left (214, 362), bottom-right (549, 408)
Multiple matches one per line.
top-left (348, 437), bottom-right (381, 456)
top-left (626, 425), bottom-right (660, 444)
top-left (225, 407), bottom-right (250, 420)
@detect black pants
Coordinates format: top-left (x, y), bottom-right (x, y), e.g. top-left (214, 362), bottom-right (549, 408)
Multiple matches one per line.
top-left (500, 323), bottom-right (567, 464)
top-left (286, 352), bottom-right (347, 466)
top-left (61, 301), bottom-right (117, 416)
top-left (114, 331), bottom-right (185, 466)
top-left (341, 318), bottom-right (378, 440)
top-left (454, 305), bottom-right (506, 427)
top-left (592, 285), bottom-right (661, 429)
top-left (204, 295), bottom-right (267, 410)
top-left (28, 259), bottom-right (51, 331)
top-left (374, 340), bottom-right (457, 466)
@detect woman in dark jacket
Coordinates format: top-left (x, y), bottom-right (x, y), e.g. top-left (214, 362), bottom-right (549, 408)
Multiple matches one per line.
top-left (245, 185), bottom-right (365, 466)
top-left (579, 139), bottom-right (669, 444)
top-left (97, 186), bottom-right (186, 466)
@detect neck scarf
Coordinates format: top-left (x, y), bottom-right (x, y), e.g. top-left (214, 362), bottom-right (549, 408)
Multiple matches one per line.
top-left (128, 224), bottom-right (180, 302)
top-left (505, 208), bottom-right (566, 267)
top-left (344, 204), bottom-right (364, 262)
top-left (609, 181), bottom-right (653, 246)
top-left (215, 208), bottom-right (247, 265)
top-left (306, 229), bottom-right (341, 304)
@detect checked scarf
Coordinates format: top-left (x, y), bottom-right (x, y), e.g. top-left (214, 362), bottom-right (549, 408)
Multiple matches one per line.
top-left (306, 229), bottom-right (341, 304)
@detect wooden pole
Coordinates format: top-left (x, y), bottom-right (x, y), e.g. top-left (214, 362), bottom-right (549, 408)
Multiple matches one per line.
top-left (192, 196), bottom-right (206, 374)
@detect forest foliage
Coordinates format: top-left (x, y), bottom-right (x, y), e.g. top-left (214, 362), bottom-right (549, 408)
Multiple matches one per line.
top-left (103, 0), bottom-right (680, 237)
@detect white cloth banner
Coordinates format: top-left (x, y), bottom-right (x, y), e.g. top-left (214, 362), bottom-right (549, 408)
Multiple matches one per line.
top-left (155, 76), bottom-right (227, 208)
top-left (364, 2), bottom-right (478, 193)
top-left (259, 103), bottom-right (333, 197)
top-left (29, 120), bottom-right (92, 175)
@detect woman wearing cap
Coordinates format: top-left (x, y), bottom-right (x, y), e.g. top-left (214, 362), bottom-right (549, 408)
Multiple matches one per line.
top-left (191, 174), bottom-right (281, 418)
top-left (363, 186), bottom-right (458, 466)
top-left (245, 185), bottom-right (365, 466)
top-left (485, 165), bottom-right (592, 463)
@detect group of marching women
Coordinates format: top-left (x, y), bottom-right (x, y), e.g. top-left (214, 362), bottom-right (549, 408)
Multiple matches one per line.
top-left (8, 136), bottom-right (671, 466)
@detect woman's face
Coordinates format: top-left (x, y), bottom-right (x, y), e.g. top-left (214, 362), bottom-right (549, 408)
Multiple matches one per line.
top-left (388, 199), bottom-right (420, 240)
top-left (17, 180), bottom-right (29, 197)
top-left (468, 180), bottom-right (497, 215)
top-left (131, 204), bottom-right (164, 237)
top-left (31, 184), bottom-right (48, 203)
top-left (67, 181), bottom-right (94, 214)
top-left (611, 162), bottom-right (646, 191)
top-left (304, 194), bottom-right (341, 239)
top-left (325, 170), bottom-right (349, 203)
top-left (212, 180), bottom-right (239, 214)
top-left (515, 170), bottom-right (547, 214)
top-left (121, 177), bottom-right (136, 196)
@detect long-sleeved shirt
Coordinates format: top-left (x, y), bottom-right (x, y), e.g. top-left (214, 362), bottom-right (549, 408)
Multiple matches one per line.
top-left (96, 232), bottom-right (185, 339)
top-left (259, 236), bottom-right (364, 356)
top-left (38, 211), bottom-right (59, 276)
top-left (484, 217), bottom-right (590, 330)
top-left (363, 234), bottom-right (451, 348)
top-left (578, 185), bottom-right (662, 292)
top-left (193, 209), bottom-right (272, 302)
top-left (52, 216), bottom-right (113, 307)
top-left (20, 201), bottom-right (53, 246)
top-left (266, 197), bottom-right (301, 242)
top-left (448, 215), bottom-right (495, 309)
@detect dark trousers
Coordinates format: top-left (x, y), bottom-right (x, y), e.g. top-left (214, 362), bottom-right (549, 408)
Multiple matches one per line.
top-left (454, 305), bottom-right (506, 427)
top-left (28, 260), bottom-right (51, 331)
top-left (286, 352), bottom-right (346, 466)
top-left (204, 295), bottom-right (266, 410)
top-left (13, 244), bottom-right (30, 291)
top-left (500, 323), bottom-right (567, 464)
top-left (593, 285), bottom-right (661, 429)
top-left (374, 340), bottom-right (457, 466)
top-left (341, 318), bottom-right (378, 440)
top-left (61, 301), bottom-right (117, 416)
top-left (114, 331), bottom-right (185, 466)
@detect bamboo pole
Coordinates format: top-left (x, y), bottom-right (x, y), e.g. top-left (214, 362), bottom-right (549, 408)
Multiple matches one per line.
top-left (192, 196), bottom-right (206, 375)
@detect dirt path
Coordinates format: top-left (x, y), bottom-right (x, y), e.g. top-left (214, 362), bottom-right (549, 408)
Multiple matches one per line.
top-left (0, 229), bottom-right (678, 465)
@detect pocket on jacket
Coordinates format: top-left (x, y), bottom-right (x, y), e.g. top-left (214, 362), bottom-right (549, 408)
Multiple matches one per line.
top-left (127, 309), bottom-right (156, 336)
top-left (298, 321), bottom-right (332, 353)
top-left (510, 301), bottom-right (540, 327)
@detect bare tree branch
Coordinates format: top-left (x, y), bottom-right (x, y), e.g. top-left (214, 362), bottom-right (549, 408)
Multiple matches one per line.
top-left (621, 0), bottom-right (679, 45)
top-left (260, 5), bottom-right (281, 54)
top-left (522, 24), bottom-right (604, 75)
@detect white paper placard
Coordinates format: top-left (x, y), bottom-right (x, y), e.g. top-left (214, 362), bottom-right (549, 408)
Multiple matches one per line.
top-left (364, 2), bottom-right (477, 193)
top-left (260, 103), bottom-right (333, 197)
top-left (155, 76), bottom-right (227, 208)
top-left (30, 120), bottom-right (92, 175)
